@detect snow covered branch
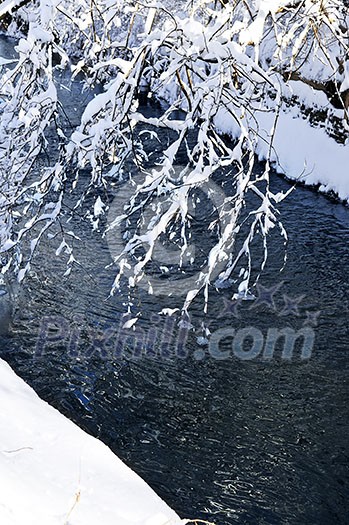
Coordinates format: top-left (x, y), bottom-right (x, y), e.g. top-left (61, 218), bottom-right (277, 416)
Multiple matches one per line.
top-left (0, 0), bottom-right (348, 313)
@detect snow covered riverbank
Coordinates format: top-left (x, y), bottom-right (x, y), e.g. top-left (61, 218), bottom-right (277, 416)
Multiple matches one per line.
top-left (257, 110), bottom-right (349, 202)
top-left (215, 98), bottom-right (349, 203)
top-left (0, 358), bottom-right (184, 525)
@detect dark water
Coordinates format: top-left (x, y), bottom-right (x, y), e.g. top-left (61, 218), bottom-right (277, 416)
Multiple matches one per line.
top-left (1, 36), bottom-right (349, 525)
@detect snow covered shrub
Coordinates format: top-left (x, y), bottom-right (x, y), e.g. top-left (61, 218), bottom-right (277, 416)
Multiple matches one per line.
top-left (0, 0), bottom-right (348, 315)
top-left (0, 0), bottom-right (59, 275)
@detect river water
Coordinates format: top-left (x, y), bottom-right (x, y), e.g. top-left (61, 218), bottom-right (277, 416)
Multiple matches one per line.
top-left (0, 34), bottom-right (349, 525)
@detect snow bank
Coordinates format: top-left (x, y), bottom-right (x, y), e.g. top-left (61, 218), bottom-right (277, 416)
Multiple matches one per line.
top-left (215, 104), bottom-right (349, 202)
top-left (0, 358), bottom-right (184, 525)
top-left (256, 110), bottom-right (349, 201)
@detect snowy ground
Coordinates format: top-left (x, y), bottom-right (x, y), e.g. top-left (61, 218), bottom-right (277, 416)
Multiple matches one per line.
top-left (256, 109), bottom-right (349, 202)
top-left (0, 358), bottom-right (185, 525)
top-left (214, 80), bottom-right (349, 203)
top-left (149, 61), bottom-right (349, 203)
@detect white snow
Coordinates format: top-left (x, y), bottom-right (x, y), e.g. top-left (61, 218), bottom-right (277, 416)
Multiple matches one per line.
top-left (0, 358), bottom-right (184, 525)
top-left (255, 110), bottom-right (349, 201)
top-left (93, 196), bottom-right (105, 217)
top-left (0, 0), bottom-right (21, 19)
top-left (215, 102), bottom-right (349, 202)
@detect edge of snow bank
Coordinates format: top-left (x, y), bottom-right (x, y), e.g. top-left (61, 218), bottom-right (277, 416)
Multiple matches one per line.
top-left (215, 102), bottom-right (349, 203)
top-left (0, 358), bottom-right (184, 525)
top-left (257, 111), bottom-right (349, 202)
